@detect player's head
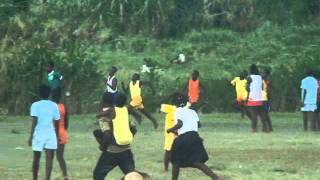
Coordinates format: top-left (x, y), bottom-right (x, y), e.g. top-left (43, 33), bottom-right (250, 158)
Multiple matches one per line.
top-left (115, 93), bottom-right (127, 108)
top-left (306, 68), bottom-right (315, 77)
top-left (51, 89), bottom-right (61, 103)
top-left (102, 92), bottom-right (114, 106)
top-left (109, 66), bottom-right (118, 76)
top-left (192, 70), bottom-right (199, 80)
top-left (262, 68), bottom-right (271, 79)
top-left (39, 85), bottom-right (51, 99)
top-left (132, 73), bottom-right (140, 81)
top-left (172, 93), bottom-right (188, 107)
top-left (249, 64), bottom-right (259, 75)
top-left (48, 61), bottom-right (54, 72)
top-left (240, 70), bottom-right (248, 79)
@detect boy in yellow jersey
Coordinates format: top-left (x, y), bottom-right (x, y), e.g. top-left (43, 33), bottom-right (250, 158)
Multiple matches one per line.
top-left (122, 73), bottom-right (158, 129)
top-left (94, 92), bottom-right (141, 151)
top-left (160, 104), bottom-right (177, 171)
top-left (231, 70), bottom-right (250, 119)
top-left (93, 93), bottom-right (141, 180)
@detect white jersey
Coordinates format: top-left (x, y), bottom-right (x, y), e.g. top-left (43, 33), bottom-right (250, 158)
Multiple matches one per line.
top-left (175, 107), bottom-right (199, 135)
top-left (106, 75), bottom-right (117, 93)
top-left (249, 75), bottom-right (263, 101)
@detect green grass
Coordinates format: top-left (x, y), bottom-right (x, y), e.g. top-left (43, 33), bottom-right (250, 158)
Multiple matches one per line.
top-left (1, 113), bottom-right (320, 180)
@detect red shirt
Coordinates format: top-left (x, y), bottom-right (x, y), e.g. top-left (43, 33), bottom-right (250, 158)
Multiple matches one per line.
top-left (188, 79), bottom-right (200, 103)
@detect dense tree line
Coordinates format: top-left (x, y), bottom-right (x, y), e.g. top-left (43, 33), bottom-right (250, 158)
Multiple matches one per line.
top-left (0, 0), bottom-right (320, 114)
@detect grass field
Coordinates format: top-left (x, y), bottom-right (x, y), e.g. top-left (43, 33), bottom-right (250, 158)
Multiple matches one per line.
top-left (1, 112), bottom-right (320, 180)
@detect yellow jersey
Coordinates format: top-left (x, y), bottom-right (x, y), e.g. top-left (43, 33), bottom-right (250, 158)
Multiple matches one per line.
top-left (231, 77), bottom-right (248, 101)
top-left (113, 107), bottom-right (133, 145)
top-left (161, 104), bottom-right (177, 151)
top-left (130, 80), bottom-right (141, 98)
top-left (262, 80), bottom-right (268, 101)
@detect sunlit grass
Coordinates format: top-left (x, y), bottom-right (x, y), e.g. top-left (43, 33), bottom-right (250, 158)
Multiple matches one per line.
top-left (1, 112), bottom-right (320, 180)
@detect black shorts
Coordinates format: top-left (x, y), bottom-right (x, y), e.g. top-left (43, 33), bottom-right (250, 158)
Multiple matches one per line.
top-left (93, 150), bottom-right (135, 180)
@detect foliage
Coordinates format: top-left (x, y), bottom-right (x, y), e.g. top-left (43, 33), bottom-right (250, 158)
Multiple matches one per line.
top-left (0, 0), bottom-right (320, 114)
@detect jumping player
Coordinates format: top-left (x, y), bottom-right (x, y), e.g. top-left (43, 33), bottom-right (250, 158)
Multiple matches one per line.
top-left (122, 73), bottom-right (158, 129)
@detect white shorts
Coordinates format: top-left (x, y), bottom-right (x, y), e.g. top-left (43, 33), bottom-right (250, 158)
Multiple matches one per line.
top-left (32, 135), bottom-right (57, 151)
top-left (301, 104), bottom-right (317, 112)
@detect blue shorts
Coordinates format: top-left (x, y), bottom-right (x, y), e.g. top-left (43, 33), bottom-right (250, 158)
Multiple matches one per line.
top-left (32, 135), bottom-right (57, 151)
top-left (301, 104), bottom-right (317, 112)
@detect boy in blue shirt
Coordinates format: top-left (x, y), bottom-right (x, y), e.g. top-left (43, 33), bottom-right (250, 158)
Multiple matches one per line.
top-left (301, 69), bottom-right (319, 131)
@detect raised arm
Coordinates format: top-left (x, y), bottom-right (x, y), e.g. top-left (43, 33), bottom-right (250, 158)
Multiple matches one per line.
top-left (141, 81), bottom-right (155, 95)
top-left (199, 82), bottom-right (207, 101)
top-left (28, 117), bottom-right (37, 146)
top-left (121, 82), bottom-right (129, 94)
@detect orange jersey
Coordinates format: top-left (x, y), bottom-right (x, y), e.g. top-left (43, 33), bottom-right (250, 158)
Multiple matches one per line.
top-left (58, 104), bottom-right (68, 145)
top-left (188, 79), bottom-right (200, 103)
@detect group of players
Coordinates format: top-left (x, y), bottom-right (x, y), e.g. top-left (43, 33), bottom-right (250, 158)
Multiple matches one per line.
top-left (28, 61), bottom-right (319, 180)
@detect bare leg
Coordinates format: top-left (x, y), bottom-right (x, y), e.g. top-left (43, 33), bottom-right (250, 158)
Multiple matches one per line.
top-left (309, 112), bottom-right (317, 131)
top-left (139, 109), bottom-right (158, 129)
top-left (316, 110), bottom-right (320, 131)
top-left (303, 112), bottom-right (308, 131)
top-left (172, 164), bottom-right (180, 180)
top-left (258, 108), bottom-right (269, 132)
top-left (32, 151), bottom-right (41, 180)
top-left (45, 149), bottom-right (55, 180)
top-left (248, 107), bottom-right (258, 132)
top-left (193, 162), bottom-right (219, 180)
top-left (57, 144), bottom-right (68, 179)
top-left (164, 150), bottom-right (171, 171)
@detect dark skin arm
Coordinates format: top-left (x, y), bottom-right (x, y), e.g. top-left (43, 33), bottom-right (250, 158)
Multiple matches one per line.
top-left (167, 120), bottom-right (183, 135)
top-left (301, 89), bottom-right (307, 106)
top-left (96, 107), bottom-right (115, 120)
top-left (267, 81), bottom-right (272, 101)
top-left (121, 82), bottom-right (129, 94)
top-left (181, 81), bottom-right (189, 94)
top-left (198, 121), bottom-right (202, 128)
top-left (54, 119), bottom-right (59, 141)
top-left (199, 82), bottom-right (207, 102)
top-left (28, 117), bottom-right (37, 146)
top-left (246, 76), bottom-right (252, 101)
top-left (106, 78), bottom-right (118, 91)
